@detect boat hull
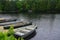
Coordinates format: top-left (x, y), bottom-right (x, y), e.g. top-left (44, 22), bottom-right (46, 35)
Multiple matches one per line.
top-left (14, 25), bottom-right (37, 38)
top-left (4, 22), bottom-right (32, 29)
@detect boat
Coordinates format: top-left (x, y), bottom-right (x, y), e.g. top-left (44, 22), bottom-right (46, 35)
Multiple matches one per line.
top-left (0, 18), bottom-right (17, 23)
top-left (0, 22), bottom-right (37, 38)
top-left (4, 21), bottom-right (32, 29)
top-left (0, 20), bottom-right (37, 38)
top-left (14, 24), bottom-right (37, 38)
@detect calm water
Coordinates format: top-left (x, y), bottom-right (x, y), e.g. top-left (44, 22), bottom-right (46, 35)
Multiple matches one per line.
top-left (0, 13), bottom-right (60, 40)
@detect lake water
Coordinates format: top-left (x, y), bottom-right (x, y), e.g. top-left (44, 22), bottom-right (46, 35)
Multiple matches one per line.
top-left (0, 13), bottom-right (60, 40)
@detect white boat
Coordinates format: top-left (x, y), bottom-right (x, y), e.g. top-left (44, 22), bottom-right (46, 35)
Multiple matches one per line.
top-left (14, 24), bottom-right (37, 38)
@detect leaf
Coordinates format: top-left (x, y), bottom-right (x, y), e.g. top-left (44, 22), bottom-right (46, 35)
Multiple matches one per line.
top-left (21, 37), bottom-right (24, 40)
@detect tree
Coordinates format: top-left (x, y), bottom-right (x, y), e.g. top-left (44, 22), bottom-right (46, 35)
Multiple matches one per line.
top-left (0, 0), bottom-right (4, 12)
top-left (55, 0), bottom-right (60, 11)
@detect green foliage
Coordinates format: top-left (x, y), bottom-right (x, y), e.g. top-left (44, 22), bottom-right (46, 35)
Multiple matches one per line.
top-left (0, 2), bottom-right (3, 11)
top-left (47, 0), bottom-right (51, 10)
top-left (3, 1), bottom-right (16, 11)
top-left (55, 0), bottom-right (60, 10)
top-left (18, 37), bottom-right (24, 40)
top-left (16, 0), bottom-right (23, 12)
top-left (0, 25), bottom-right (24, 40)
top-left (16, 0), bottom-right (60, 12)
top-left (0, 0), bottom-right (60, 12)
top-left (0, 32), bottom-right (17, 40)
top-left (8, 25), bottom-right (14, 35)
top-left (21, 37), bottom-right (24, 40)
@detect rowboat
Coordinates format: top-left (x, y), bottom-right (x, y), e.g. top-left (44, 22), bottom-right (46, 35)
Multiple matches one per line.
top-left (14, 24), bottom-right (37, 38)
top-left (0, 18), bottom-right (17, 23)
top-left (4, 21), bottom-right (32, 29)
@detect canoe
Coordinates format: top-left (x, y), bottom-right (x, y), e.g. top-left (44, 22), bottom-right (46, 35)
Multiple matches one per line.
top-left (4, 22), bottom-right (32, 29)
top-left (0, 18), bottom-right (17, 23)
top-left (14, 24), bottom-right (37, 38)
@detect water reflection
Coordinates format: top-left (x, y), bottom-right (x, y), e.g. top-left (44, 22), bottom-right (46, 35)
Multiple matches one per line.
top-left (24, 31), bottom-right (36, 40)
top-left (49, 14), bottom-right (55, 32)
top-left (14, 31), bottom-right (36, 40)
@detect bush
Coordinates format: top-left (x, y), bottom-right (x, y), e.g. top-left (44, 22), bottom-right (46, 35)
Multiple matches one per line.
top-left (0, 25), bottom-right (24, 40)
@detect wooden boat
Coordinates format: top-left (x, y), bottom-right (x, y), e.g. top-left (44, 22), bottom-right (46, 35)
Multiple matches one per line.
top-left (14, 24), bottom-right (37, 38)
top-left (0, 21), bottom-right (32, 26)
top-left (0, 18), bottom-right (17, 23)
top-left (4, 21), bottom-right (32, 29)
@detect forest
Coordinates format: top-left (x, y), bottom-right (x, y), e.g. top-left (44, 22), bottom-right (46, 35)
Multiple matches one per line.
top-left (0, 0), bottom-right (60, 12)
